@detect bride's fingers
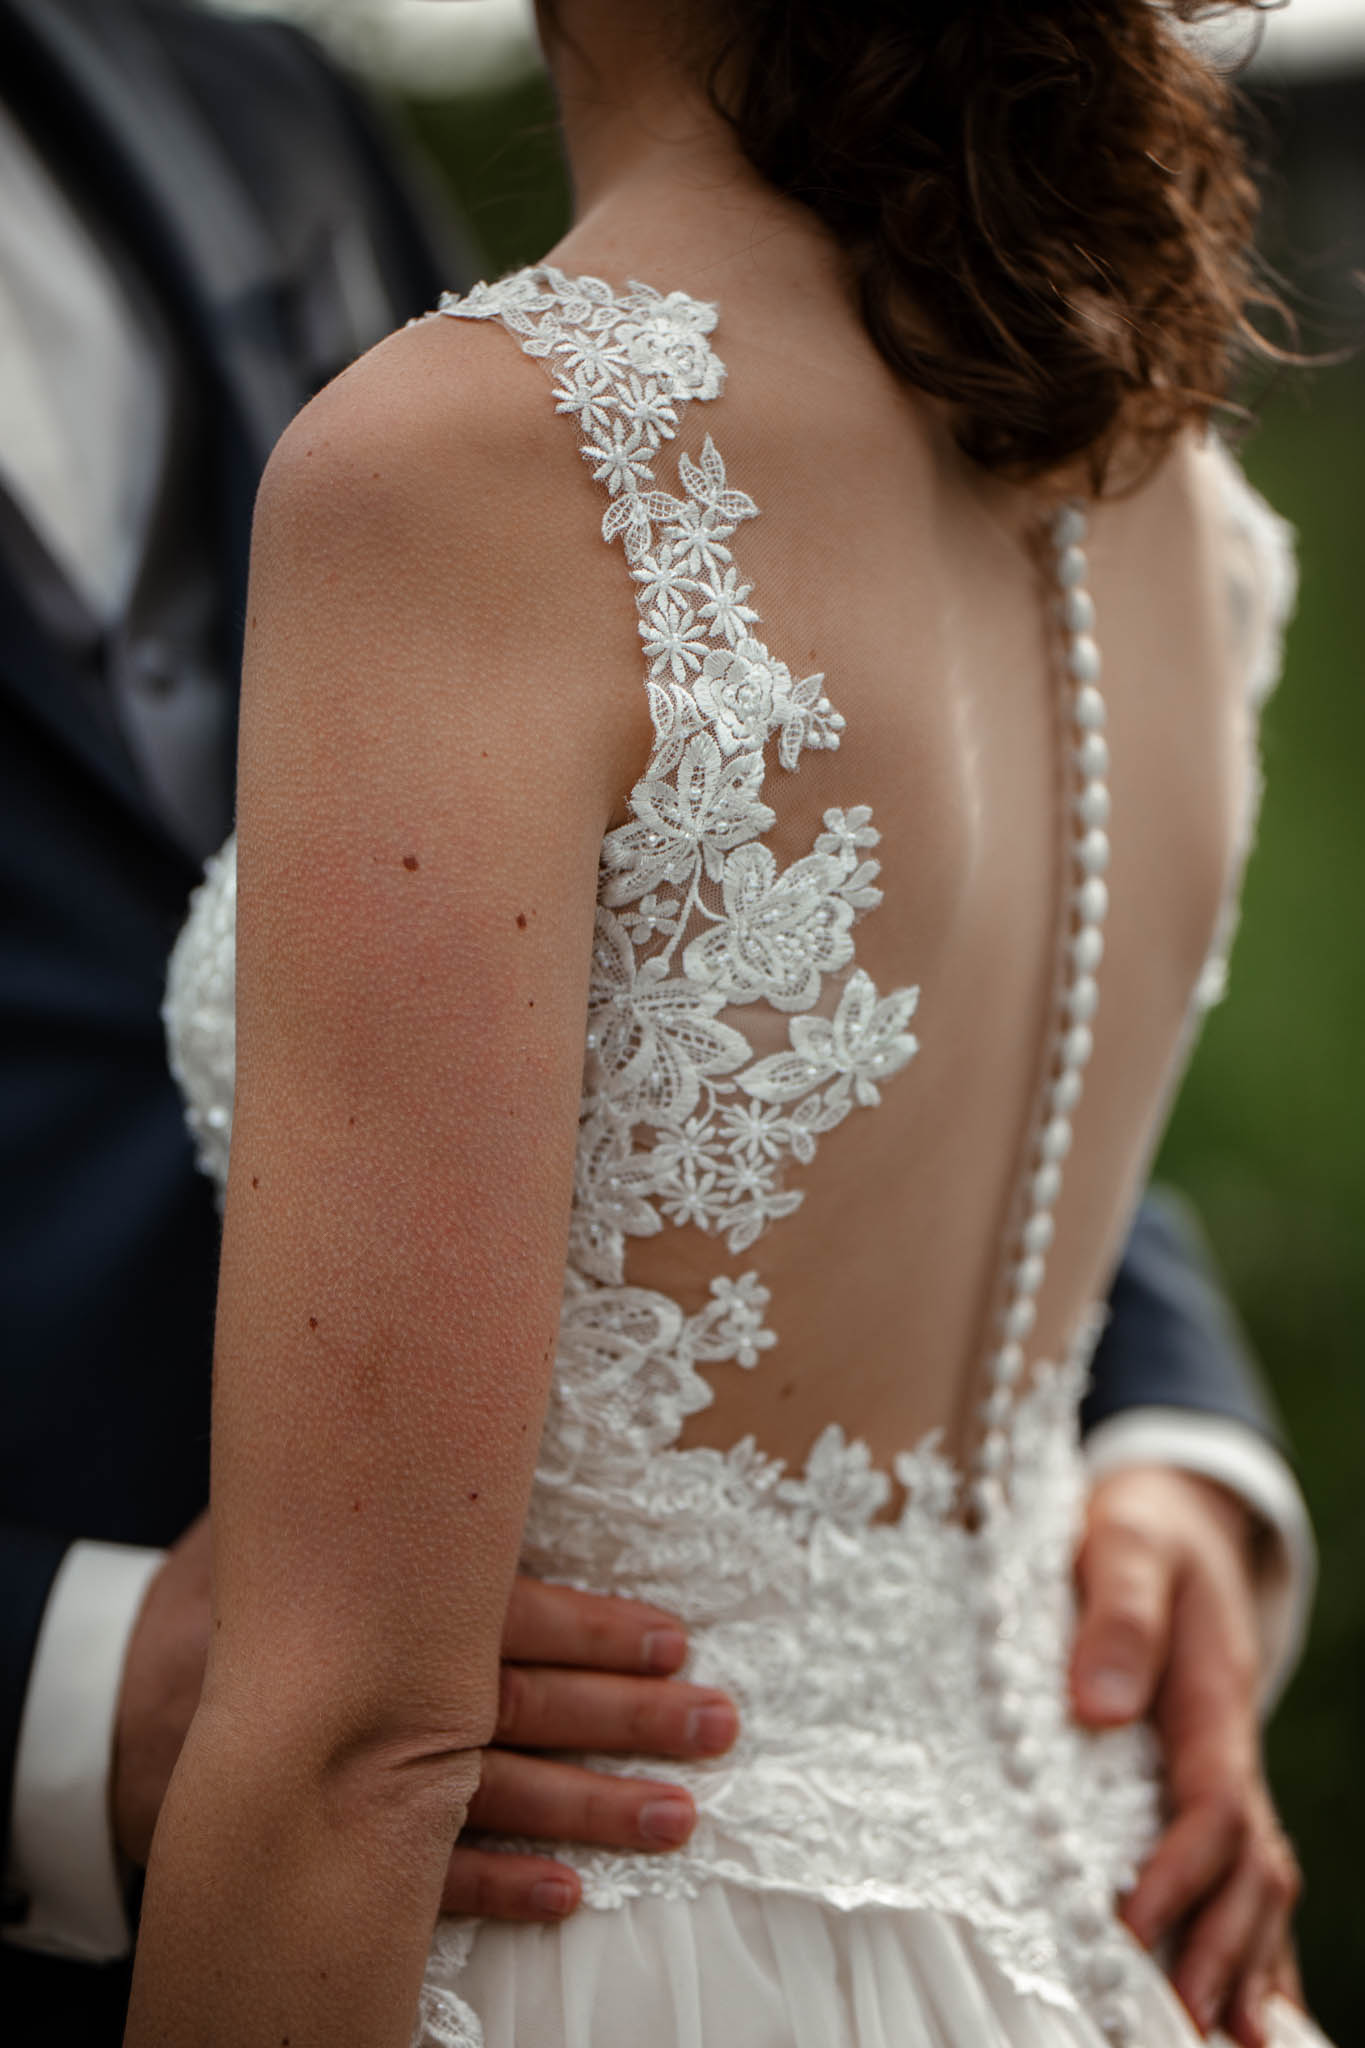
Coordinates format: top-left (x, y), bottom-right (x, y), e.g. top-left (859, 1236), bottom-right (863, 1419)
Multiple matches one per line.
top-left (502, 1578), bottom-right (689, 1674)
top-left (494, 1661), bottom-right (738, 1758)
top-left (440, 1847), bottom-right (583, 1921)
top-left (1121, 1795), bottom-right (1247, 1952)
top-left (465, 1747), bottom-right (698, 1852)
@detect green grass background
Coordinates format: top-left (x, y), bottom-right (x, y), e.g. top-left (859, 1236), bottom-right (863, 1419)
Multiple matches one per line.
top-left (1158, 366), bottom-right (1365, 2038)
top-left (400, 74), bottom-right (1364, 2036)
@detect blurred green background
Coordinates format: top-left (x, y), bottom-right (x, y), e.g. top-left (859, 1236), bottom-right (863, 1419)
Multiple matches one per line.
top-left (1164, 360), bottom-right (1365, 2036)
top-left (395, 63), bottom-right (1365, 2037)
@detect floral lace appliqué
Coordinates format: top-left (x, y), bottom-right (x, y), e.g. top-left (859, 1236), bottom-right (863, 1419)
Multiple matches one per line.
top-left (445, 267), bottom-right (919, 1415)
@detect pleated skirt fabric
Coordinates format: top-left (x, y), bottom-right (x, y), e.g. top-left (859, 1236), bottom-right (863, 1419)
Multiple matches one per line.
top-left (429, 1883), bottom-right (1331, 2048)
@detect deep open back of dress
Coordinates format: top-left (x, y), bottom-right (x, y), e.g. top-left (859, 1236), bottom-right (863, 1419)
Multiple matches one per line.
top-left (433, 266), bottom-right (1281, 1503)
top-left (163, 266), bottom-right (1309, 2048)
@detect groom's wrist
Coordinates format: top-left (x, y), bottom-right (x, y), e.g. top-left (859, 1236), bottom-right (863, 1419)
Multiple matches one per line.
top-left (3, 1541), bottom-right (164, 1960)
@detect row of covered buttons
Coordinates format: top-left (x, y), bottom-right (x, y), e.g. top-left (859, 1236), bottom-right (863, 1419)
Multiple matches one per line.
top-left (970, 502), bottom-right (1140, 2044)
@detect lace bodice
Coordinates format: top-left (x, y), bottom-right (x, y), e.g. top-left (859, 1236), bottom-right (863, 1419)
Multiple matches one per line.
top-left (164, 268), bottom-right (1295, 2047)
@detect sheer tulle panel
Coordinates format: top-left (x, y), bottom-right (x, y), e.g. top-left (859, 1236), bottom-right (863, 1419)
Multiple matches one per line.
top-left (425, 1886), bottom-right (1330, 2048)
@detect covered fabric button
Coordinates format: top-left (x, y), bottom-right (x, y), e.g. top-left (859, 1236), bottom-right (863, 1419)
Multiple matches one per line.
top-left (1076, 732), bottom-right (1110, 778)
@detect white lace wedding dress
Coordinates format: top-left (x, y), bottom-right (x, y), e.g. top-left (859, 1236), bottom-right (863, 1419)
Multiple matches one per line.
top-left (165, 269), bottom-right (1329, 2048)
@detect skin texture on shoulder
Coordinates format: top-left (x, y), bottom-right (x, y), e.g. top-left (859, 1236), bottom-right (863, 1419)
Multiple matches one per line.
top-left (125, 312), bottom-right (652, 2045)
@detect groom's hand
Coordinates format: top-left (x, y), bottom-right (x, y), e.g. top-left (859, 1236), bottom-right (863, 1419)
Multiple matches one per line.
top-left (114, 1519), bottom-right (736, 1920)
top-left (1071, 1467), bottom-right (1302, 2048)
top-left (441, 1578), bottom-right (738, 1921)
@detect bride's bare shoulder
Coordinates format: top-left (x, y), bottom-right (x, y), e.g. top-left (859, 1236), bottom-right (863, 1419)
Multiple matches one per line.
top-left (246, 305), bottom-right (650, 799)
top-left (255, 308), bottom-right (575, 557)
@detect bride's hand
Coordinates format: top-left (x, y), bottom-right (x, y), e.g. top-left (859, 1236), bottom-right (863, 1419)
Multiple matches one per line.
top-left (1069, 1466), bottom-right (1303, 2048)
top-left (440, 1577), bottom-right (738, 1922)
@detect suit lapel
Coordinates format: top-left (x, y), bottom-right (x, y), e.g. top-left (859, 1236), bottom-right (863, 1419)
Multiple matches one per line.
top-left (0, 0), bottom-right (306, 848)
top-left (3, 0), bottom-right (304, 471)
top-left (0, 534), bottom-right (182, 854)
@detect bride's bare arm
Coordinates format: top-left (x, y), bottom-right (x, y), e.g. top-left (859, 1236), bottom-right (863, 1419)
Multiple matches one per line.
top-left (125, 318), bottom-right (649, 2045)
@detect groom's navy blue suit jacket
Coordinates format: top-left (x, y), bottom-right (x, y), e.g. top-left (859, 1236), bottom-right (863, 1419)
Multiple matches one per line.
top-left (0, 1), bottom-right (1282, 2037)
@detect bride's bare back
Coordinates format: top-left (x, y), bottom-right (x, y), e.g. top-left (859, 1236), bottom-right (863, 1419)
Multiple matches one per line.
top-left (471, 193), bottom-right (1269, 1490)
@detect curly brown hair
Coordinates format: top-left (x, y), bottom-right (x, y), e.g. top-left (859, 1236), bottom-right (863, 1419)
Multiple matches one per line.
top-left (688, 0), bottom-right (1283, 487)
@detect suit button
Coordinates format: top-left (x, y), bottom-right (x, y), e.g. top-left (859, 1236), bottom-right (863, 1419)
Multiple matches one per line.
top-left (133, 640), bottom-right (180, 697)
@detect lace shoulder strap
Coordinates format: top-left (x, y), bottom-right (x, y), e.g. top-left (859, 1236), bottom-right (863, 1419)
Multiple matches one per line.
top-left (439, 265), bottom-right (726, 552)
top-left (440, 266), bottom-right (919, 1282)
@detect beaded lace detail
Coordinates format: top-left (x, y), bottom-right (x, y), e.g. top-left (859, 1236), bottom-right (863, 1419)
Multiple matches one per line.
top-left (163, 268), bottom-right (1295, 2048)
top-left (433, 268), bottom-right (929, 1494)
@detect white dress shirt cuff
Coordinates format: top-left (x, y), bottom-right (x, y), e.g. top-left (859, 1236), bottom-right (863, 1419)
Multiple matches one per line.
top-left (1083, 1408), bottom-right (1316, 1715)
top-left (4, 1540), bottom-right (165, 1961)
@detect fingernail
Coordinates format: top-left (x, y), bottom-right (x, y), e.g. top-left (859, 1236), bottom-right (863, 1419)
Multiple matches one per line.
top-left (642, 1628), bottom-right (687, 1672)
top-left (1242, 1979), bottom-right (1270, 2048)
top-left (1081, 1666), bottom-right (1141, 1716)
top-left (1192, 1987), bottom-right (1222, 2036)
top-left (528, 1879), bottom-right (576, 1917)
top-left (640, 1798), bottom-right (694, 1846)
top-left (686, 1702), bottom-right (738, 1754)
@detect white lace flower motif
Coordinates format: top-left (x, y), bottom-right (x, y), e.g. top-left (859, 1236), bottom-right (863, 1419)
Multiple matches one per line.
top-left (587, 417), bottom-right (654, 497)
top-left (815, 805), bottom-right (880, 862)
top-left (569, 1108), bottom-right (660, 1284)
top-left (652, 1137), bottom-right (721, 1230)
top-left (640, 597), bottom-right (710, 682)
top-left (777, 1424), bottom-right (892, 1537)
top-left (655, 437), bottom-right (758, 577)
top-left (685, 1272), bottom-right (778, 1369)
top-left (551, 364), bottom-right (616, 435)
top-left (632, 548), bottom-right (699, 614)
top-left (773, 669), bottom-right (846, 771)
top-left (680, 436), bottom-right (757, 523)
top-left (693, 640), bottom-right (787, 753)
top-left (719, 1183), bottom-right (804, 1256)
top-left (557, 1270), bottom-right (687, 1412)
top-left (684, 842), bottom-right (858, 1012)
top-left (738, 969), bottom-right (920, 1107)
top-left (641, 677), bottom-right (707, 777)
top-left (555, 327), bottom-right (628, 381)
top-left (697, 564), bottom-right (760, 645)
top-left (615, 289), bottom-right (724, 400)
top-left (587, 909), bottom-right (751, 1121)
top-left (715, 1149), bottom-right (791, 1215)
top-left (893, 1431), bottom-right (960, 1525)
top-left (619, 371), bottom-right (679, 448)
top-left (601, 733), bottom-right (775, 901)
top-left (622, 891), bottom-right (680, 945)
top-left (718, 1099), bottom-right (790, 1163)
